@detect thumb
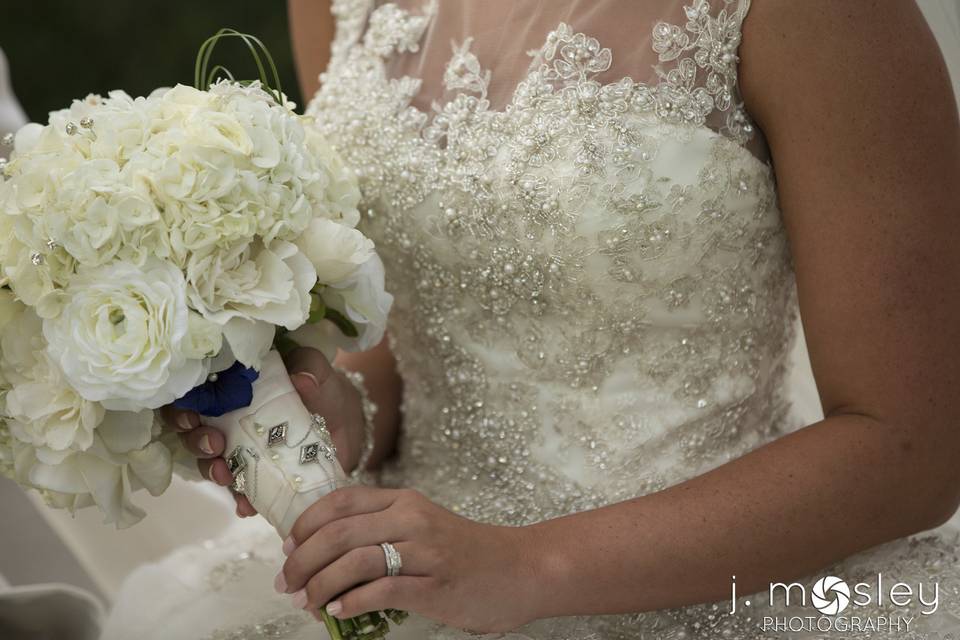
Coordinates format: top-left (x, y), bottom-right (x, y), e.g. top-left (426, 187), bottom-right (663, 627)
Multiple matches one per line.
top-left (290, 370), bottom-right (358, 471)
top-left (290, 371), bottom-right (324, 413)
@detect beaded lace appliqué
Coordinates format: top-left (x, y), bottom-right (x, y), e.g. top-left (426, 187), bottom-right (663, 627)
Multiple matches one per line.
top-left (312, 0), bottom-right (786, 530)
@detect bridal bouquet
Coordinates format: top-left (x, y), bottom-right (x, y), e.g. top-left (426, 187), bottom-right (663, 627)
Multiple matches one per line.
top-left (0, 31), bottom-right (397, 639)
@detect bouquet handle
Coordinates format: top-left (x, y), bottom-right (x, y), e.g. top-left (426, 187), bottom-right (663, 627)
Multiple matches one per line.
top-left (203, 350), bottom-right (348, 539)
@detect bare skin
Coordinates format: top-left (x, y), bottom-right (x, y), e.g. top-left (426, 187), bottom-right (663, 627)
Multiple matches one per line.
top-left (167, 0), bottom-right (960, 632)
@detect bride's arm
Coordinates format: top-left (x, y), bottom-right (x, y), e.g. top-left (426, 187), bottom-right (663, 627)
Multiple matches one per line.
top-left (276, 0), bottom-right (960, 630)
top-left (527, 0), bottom-right (960, 617)
top-left (288, 0), bottom-right (335, 99)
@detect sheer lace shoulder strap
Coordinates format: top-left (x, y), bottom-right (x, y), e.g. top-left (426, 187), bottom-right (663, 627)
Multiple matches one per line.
top-left (329, 0), bottom-right (375, 61)
top-left (649, 0), bottom-right (755, 144)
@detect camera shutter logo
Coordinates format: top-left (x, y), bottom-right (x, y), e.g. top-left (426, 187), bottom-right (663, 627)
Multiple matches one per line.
top-left (811, 576), bottom-right (850, 615)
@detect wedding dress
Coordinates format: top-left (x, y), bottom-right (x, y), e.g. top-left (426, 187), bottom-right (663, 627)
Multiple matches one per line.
top-left (101, 1), bottom-right (960, 638)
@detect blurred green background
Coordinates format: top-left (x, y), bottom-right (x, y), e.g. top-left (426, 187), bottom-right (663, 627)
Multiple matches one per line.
top-left (0, 1), bottom-right (302, 123)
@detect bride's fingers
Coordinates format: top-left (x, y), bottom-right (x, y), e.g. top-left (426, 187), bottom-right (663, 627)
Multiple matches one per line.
top-left (285, 348), bottom-right (334, 410)
top-left (324, 576), bottom-right (432, 621)
top-left (196, 458), bottom-right (257, 516)
top-left (179, 426), bottom-right (225, 459)
top-left (281, 509), bottom-right (406, 592)
top-left (296, 542), bottom-right (420, 611)
top-left (197, 458), bottom-right (232, 486)
top-left (284, 347), bottom-right (334, 389)
top-left (288, 486), bottom-right (401, 546)
top-left (234, 494), bottom-right (257, 517)
top-left (159, 405), bottom-right (199, 432)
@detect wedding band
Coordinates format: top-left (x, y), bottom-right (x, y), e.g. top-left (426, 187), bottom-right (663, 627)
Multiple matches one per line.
top-left (380, 542), bottom-right (402, 577)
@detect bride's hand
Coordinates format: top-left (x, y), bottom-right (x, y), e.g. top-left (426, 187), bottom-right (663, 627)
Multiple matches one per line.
top-left (159, 347), bottom-right (369, 517)
top-left (276, 486), bottom-right (542, 633)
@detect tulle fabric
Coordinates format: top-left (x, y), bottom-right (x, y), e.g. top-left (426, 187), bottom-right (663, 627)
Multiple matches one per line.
top-left (379, 0), bottom-right (770, 159)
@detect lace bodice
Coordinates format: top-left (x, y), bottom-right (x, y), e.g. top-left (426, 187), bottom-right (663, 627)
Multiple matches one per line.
top-left (308, 0), bottom-right (798, 530)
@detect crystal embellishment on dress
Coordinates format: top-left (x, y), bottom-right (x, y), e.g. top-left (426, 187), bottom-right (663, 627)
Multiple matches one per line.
top-left (309, 0), bottom-right (796, 537)
top-left (298, 0), bottom-right (959, 637)
top-left (266, 422), bottom-right (288, 448)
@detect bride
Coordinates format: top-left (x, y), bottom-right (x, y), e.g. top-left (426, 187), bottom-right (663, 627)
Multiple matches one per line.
top-left (104, 0), bottom-right (960, 638)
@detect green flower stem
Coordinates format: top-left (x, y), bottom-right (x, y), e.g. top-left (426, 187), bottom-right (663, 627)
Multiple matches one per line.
top-left (318, 609), bottom-right (402, 640)
top-left (320, 609), bottom-right (344, 640)
top-left (384, 609), bottom-right (409, 625)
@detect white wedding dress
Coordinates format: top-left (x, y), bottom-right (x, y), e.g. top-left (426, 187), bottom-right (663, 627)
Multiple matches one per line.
top-left (102, 1), bottom-right (960, 638)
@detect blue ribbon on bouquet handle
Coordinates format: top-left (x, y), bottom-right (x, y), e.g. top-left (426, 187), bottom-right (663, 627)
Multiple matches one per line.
top-left (173, 361), bottom-right (259, 417)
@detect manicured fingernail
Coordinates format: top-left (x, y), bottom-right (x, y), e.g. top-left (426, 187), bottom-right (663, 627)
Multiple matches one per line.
top-left (177, 413), bottom-right (196, 431)
top-left (326, 600), bottom-right (342, 616)
top-left (282, 536), bottom-right (296, 556)
top-left (214, 465), bottom-right (231, 486)
top-left (291, 372), bottom-right (320, 391)
top-left (198, 434), bottom-right (214, 455)
top-left (274, 571), bottom-right (287, 594)
top-left (292, 589), bottom-right (308, 609)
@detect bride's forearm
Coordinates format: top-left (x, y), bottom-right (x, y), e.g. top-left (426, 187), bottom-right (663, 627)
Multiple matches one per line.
top-left (522, 412), bottom-right (960, 619)
top-left (335, 337), bottom-right (403, 470)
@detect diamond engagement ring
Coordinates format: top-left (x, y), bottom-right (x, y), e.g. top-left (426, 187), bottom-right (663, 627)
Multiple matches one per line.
top-left (380, 542), bottom-right (402, 577)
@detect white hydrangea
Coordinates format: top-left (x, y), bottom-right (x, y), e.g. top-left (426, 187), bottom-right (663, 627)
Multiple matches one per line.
top-left (0, 81), bottom-right (347, 313)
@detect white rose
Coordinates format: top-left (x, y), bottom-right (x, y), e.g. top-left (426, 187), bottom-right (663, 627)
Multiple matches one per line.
top-left (187, 240), bottom-right (316, 366)
top-left (5, 352), bottom-right (105, 458)
top-left (296, 217), bottom-right (375, 284)
top-left (290, 254), bottom-right (393, 355)
top-left (43, 260), bottom-right (208, 411)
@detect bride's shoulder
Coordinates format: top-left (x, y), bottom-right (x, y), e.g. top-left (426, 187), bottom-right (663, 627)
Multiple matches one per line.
top-left (289, 0), bottom-right (336, 99)
top-left (739, 0), bottom-right (952, 127)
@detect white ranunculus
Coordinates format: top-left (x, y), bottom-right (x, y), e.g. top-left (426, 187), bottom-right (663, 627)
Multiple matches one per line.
top-left (5, 351), bottom-right (105, 458)
top-left (296, 217), bottom-right (375, 284)
top-left (43, 260), bottom-right (208, 411)
top-left (186, 240), bottom-right (317, 366)
top-left (182, 311), bottom-right (223, 360)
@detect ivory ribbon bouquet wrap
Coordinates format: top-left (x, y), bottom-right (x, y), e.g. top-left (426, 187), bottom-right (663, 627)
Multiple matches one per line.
top-left (0, 31), bottom-right (398, 639)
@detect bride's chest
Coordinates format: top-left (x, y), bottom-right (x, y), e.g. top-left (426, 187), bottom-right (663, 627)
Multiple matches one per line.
top-left (310, 58), bottom-right (787, 323)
